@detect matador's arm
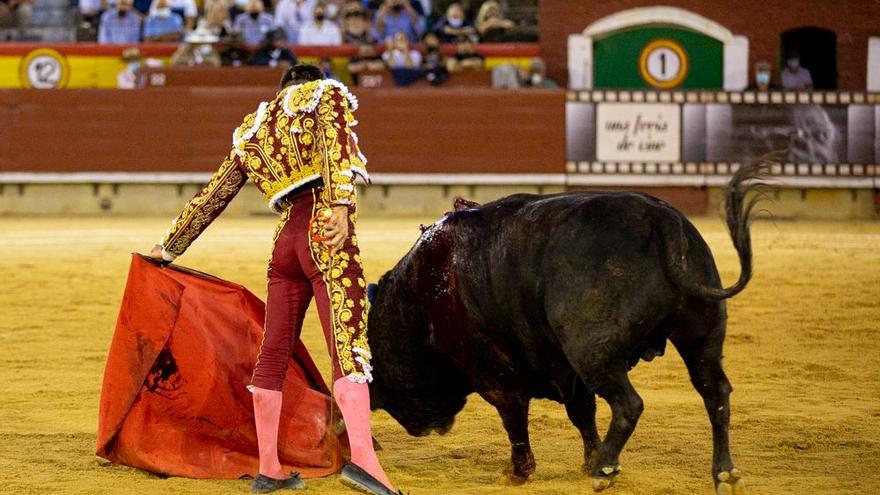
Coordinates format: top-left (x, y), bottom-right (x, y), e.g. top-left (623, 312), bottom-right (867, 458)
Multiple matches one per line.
top-left (316, 86), bottom-right (367, 208)
top-left (158, 150), bottom-right (248, 261)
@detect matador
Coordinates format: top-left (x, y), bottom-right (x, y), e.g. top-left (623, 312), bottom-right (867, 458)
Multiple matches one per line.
top-left (147, 64), bottom-right (400, 495)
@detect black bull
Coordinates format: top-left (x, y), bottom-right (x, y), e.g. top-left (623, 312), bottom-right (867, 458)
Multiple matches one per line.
top-left (367, 159), bottom-right (771, 494)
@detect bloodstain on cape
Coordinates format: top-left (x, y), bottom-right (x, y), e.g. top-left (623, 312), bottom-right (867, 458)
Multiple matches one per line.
top-left (96, 254), bottom-right (345, 479)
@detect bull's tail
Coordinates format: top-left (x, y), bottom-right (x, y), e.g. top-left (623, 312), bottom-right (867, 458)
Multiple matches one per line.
top-left (662, 151), bottom-right (780, 300)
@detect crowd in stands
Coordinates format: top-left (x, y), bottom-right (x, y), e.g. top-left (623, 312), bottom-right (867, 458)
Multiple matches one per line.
top-left (90, 0), bottom-right (547, 87)
top-left (83, 0), bottom-right (535, 48)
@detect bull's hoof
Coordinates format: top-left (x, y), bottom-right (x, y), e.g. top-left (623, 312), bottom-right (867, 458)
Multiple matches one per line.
top-left (715, 468), bottom-right (745, 495)
top-left (500, 472), bottom-right (529, 486)
top-left (501, 459), bottom-right (536, 486)
top-left (591, 465), bottom-right (621, 492)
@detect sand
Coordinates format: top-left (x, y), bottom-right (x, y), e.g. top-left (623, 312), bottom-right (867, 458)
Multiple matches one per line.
top-left (0, 214), bottom-right (878, 494)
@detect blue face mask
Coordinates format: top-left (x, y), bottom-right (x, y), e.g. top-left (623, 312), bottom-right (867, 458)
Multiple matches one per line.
top-left (127, 62), bottom-right (140, 72)
top-left (787, 58), bottom-right (800, 70)
top-left (756, 72), bottom-right (770, 85)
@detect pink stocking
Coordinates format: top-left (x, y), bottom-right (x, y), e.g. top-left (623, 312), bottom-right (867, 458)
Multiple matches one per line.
top-left (334, 377), bottom-right (395, 491)
top-left (252, 387), bottom-right (287, 480)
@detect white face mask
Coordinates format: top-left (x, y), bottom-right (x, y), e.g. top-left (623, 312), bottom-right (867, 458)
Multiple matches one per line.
top-left (156, 7), bottom-right (171, 17)
top-left (448, 17), bottom-right (463, 28)
top-left (234, 0), bottom-right (247, 8)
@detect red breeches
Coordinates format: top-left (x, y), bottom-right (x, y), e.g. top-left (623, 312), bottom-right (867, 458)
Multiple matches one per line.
top-left (251, 187), bottom-right (372, 391)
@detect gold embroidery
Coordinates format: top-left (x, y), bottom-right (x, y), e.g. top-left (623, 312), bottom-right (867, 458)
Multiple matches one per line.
top-left (307, 189), bottom-right (372, 382)
top-left (162, 152), bottom-right (247, 256)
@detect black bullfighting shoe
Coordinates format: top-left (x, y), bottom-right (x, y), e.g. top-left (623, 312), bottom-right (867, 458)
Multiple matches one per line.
top-left (250, 472), bottom-right (306, 493)
top-left (339, 463), bottom-right (406, 495)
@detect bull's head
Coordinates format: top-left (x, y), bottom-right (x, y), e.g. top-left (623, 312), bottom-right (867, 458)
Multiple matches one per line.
top-left (367, 275), bottom-right (471, 437)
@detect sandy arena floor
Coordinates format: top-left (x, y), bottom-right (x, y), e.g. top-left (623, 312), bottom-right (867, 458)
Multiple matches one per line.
top-left (0, 214), bottom-right (878, 494)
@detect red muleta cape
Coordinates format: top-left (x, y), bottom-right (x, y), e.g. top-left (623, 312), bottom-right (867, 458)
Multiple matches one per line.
top-left (96, 254), bottom-right (344, 478)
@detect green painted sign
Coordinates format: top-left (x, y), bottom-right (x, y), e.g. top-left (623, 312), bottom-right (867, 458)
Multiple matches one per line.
top-left (594, 26), bottom-right (723, 90)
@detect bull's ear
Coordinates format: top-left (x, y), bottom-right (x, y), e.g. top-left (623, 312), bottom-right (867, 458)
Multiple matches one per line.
top-left (367, 283), bottom-right (378, 304)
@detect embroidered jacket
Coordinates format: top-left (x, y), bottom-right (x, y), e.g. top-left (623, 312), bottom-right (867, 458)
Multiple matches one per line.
top-left (159, 79), bottom-right (369, 260)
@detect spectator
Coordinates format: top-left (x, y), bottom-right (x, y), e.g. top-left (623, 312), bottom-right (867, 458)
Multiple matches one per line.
top-left (197, 0), bottom-right (233, 38)
top-left (347, 42), bottom-right (384, 83)
top-left (753, 60), bottom-right (773, 91)
top-left (475, 0), bottom-right (513, 42)
top-left (170, 27), bottom-right (222, 66)
top-left (372, 0), bottom-right (423, 43)
top-left (382, 31), bottom-right (421, 69)
top-left (321, 0), bottom-right (342, 20)
top-left (521, 58), bottom-right (557, 88)
top-left (234, 0), bottom-right (274, 45)
top-left (77, 0), bottom-right (103, 25)
top-left (273, 0), bottom-right (315, 44)
top-left (117, 46), bottom-right (143, 89)
top-left (148, 0), bottom-right (197, 29)
top-left (219, 31), bottom-right (251, 66)
top-left (342, 8), bottom-right (371, 44)
top-left (250, 28), bottom-right (297, 67)
top-left (0, 0), bottom-right (31, 33)
top-left (781, 50), bottom-right (813, 90)
top-left (383, 31), bottom-right (422, 85)
top-left (366, 0), bottom-right (428, 17)
top-left (422, 32), bottom-right (448, 86)
top-left (143, 0), bottom-right (184, 41)
top-left (298, 2), bottom-right (341, 45)
top-left (98, 0), bottom-right (142, 44)
top-left (446, 36), bottom-right (482, 72)
top-left (431, 2), bottom-right (474, 43)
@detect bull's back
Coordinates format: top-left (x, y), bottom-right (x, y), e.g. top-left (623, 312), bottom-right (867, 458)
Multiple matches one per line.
top-left (449, 192), bottom-right (717, 366)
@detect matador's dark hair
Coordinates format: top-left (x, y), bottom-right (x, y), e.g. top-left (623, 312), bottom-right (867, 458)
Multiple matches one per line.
top-left (280, 63), bottom-right (323, 89)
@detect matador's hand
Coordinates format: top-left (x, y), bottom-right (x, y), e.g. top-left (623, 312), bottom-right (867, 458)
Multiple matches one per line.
top-left (323, 206), bottom-right (350, 256)
top-left (147, 244), bottom-right (165, 260)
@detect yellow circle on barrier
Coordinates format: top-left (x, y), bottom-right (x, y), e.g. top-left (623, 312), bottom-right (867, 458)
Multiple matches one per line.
top-left (638, 39), bottom-right (689, 89)
top-left (19, 48), bottom-right (71, 89)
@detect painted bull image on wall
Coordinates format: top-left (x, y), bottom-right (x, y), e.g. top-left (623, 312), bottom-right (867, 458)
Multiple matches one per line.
top-left (367, 157), bottom-right (773, 494)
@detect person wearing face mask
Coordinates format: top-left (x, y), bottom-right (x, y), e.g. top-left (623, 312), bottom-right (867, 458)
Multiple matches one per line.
top-left (298, 2), bottom-right (342, 45)
top-left (117, 47), bottom-right (143, 89)
top-left (233, 0), bottom-right (275, 45)
top-left (250, 28), bottom-right (298, 67)
top-left (780, 49), bottom-right (813, 90)
top-left (143, 0), bottom-right (184, 42)
top-left (421, 32), bottom-right (449, 86)
top-left (521, 57), bottom-right (557, 88)
top-left (98, 0), bottom-right (142, 44)
top-left (432, 2), bottom-right (475, 43)
top-left (751, 60), bottom-right (773, 91)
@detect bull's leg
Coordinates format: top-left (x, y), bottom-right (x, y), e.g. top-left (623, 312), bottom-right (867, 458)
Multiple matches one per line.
top-left (678, 344), bottom-right (744, 495)
top-left (564, 380), bottom-right (601, 473)
top-left (481, 391), bottom-right (535, 484)
top-left (590, 369), bottom-right (643, 492)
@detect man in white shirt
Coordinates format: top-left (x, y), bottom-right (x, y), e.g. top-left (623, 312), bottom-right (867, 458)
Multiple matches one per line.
top-left (273, 0), bottom-right (315, 44)
top-left (780, 51), bottom-right (813, 90)
top-left (297, 2), bottom-right (341, 45)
